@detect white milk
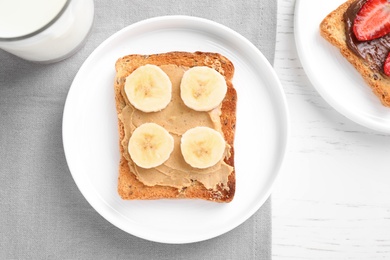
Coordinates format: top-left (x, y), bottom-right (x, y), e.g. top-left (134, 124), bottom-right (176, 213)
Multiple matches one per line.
top-left (0, 0), bottom-right (94, 63)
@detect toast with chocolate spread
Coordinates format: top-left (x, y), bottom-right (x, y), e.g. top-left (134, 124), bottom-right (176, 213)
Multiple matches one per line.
top-left (320, 0), bottom-right (390, 107)
top-left (113, 51), bottom-right (237, 202)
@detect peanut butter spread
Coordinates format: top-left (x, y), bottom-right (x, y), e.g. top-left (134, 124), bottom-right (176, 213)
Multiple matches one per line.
top-left (118, 64), bottom-right (233, 190)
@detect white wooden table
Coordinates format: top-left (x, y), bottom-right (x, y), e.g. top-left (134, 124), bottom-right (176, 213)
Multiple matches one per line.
top-left (272, 0), bottom-right (390, 259)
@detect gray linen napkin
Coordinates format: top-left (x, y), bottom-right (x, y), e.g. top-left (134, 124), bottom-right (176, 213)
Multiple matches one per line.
top-left (0, 0), bottom-right (277, 259)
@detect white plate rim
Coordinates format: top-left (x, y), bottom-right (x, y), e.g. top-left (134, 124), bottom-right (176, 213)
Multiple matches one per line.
top-left (294, 0), bottom-right (390, 133)
top-left (62, 15), bottom-right (289, 244)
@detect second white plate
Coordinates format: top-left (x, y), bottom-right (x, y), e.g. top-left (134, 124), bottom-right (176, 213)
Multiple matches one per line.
top-left (295, 0), bottom-right (390, 133)
top-left (63, 15), bottom-right (289, 244)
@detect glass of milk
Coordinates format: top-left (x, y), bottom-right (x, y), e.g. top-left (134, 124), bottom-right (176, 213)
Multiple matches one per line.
top-left (0, 0), bottom-right (94, 63)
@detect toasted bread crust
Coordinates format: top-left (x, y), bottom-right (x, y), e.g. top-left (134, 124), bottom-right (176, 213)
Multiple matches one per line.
top-left (114, 52), bottom-right (236, 202)
top-left (320, 0), bottom-right (390, 107)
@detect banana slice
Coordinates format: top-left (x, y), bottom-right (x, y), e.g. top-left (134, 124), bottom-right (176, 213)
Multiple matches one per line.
top-left (180, 126), bottom-right (226, 169)
top-left (128, 123), bottom-right (174, 169)
top-left (180, 66), bottom-right (227, 111)
top-left (124, 64), bottom-right (172, 112)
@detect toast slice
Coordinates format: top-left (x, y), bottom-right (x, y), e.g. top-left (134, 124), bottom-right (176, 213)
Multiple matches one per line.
top-left (113, 51), bottom-right (237, 202)
top-left (320, 0), bottom-right (390, 107)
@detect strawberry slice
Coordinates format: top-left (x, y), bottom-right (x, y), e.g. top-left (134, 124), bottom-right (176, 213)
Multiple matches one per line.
top-left (384, 52), bottom-right (390, 76)
top-left (353, 0), bottom-right (390, 41)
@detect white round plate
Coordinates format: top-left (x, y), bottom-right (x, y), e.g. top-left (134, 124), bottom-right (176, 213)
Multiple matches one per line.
top-left (295, 0), bottom-right (390, 133)
top-left (62, 15), bottom-right (289, 244)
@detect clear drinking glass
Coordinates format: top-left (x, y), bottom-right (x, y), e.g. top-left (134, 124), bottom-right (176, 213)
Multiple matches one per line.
top-left (0, 0), bottom-right (94, 63)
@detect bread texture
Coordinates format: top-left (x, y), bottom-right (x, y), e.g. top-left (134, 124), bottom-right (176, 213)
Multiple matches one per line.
top-left (320, 0), bottom-right (390, 107)
top-left (114, 51), bottom-right (237, 202)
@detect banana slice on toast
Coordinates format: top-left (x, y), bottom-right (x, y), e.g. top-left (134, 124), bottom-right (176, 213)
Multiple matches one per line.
top-left (180, 126), bottom-right (226, 169)
top-left (124, 64), bottom-right (172, 112)
top-left (180, 66), bottom-right (227, 111)
top-left (128, 122), bottom-right (174, 169)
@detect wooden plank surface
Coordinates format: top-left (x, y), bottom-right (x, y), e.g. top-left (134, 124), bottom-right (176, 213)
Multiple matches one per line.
top-left (272, 0), bottom-right (390, 258)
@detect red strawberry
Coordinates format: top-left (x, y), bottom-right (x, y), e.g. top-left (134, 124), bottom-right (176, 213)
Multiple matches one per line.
top-left (384, 52), bottom-right (390, 76)
top-left (353, 0), bottom-right (390, 41)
